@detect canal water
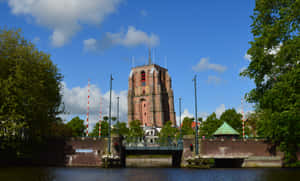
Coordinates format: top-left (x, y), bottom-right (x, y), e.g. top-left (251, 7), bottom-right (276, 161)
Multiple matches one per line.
top-left (1, 167), bottom-right (300, 181)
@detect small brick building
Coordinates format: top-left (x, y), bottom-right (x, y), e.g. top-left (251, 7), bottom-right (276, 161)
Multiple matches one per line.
top-left (128, 60), bottom-right (176, 128)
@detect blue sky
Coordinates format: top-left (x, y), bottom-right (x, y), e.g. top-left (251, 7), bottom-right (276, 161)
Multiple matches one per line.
top-left (0, 0), bottom-right (255, 127)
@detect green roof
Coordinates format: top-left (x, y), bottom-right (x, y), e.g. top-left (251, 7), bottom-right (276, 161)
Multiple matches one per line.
top-left (213, 122), bottom-right (240, 136)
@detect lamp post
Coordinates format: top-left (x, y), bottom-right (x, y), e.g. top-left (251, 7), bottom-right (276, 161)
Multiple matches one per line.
top-left (193, 75), bottom-right (199, 155)
top-left (108, 74), bottom-right (113, 154)
top-left (179, 97), bottom-right (182, 137)
top-left (117, 96), bottom-right (120, 135)
top-left (117, 96), bottom-right (120, 123)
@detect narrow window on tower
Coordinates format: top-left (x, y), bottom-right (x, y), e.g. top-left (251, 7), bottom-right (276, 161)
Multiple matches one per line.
top-left (141, 71), bottom-right (146, 86)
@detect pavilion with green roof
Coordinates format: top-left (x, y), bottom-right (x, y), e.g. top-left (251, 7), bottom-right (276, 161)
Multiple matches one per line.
top-left (213, 122), bottom-right (239, 138)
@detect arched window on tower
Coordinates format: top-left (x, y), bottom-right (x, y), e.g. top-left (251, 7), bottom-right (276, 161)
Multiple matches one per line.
top-left (141, 70), bottom-right (146, 86)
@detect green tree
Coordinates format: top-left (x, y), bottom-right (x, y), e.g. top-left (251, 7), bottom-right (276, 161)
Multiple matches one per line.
top-left (49, 119), bottom-right (73, 138)
top-left (159, 121), bottom-right (178, 139)
top-left (246, 111), bottom-right (260, 137)
top-left (90, 120), bottom-right (109, 137)
top-left (240, 0), bottom-right (300, 164)
top-left (66, 116), bottom-right (85, 137)
top-left (103, 116), bottom-right (108, 121)
top-left (219, 108), bottom-right (243, 134)
top-left (0, 28), bottom-right (63, 145)
top-left (200, 113), bottom-right (222, 137)
top-left (112, 121), bottom-right (129, 136)
top-left (128, 120), bottom-right (144, 138)
top-left (181, 117), bottom-right (194, 135)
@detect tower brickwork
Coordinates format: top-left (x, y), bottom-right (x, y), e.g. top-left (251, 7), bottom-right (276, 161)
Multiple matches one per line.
top-left (128, 64), bottom-right (176, 127)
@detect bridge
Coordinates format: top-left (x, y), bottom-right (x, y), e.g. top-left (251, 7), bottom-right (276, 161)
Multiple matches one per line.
top-left (122, 138), bottom-right (183, 167)
top-left (56, 136), bottom-right (289, 168)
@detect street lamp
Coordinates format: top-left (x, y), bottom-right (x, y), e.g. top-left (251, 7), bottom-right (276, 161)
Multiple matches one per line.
top-left (179, 97), bottom-right (182, 138)
top-left (108, 74), bottom-right (113, 154)
top-left (193, 75), bottom-right (199, 155)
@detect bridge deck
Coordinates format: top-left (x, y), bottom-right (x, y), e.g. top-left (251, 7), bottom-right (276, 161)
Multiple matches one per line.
top-left (125, 146), bottom-right (183, 151)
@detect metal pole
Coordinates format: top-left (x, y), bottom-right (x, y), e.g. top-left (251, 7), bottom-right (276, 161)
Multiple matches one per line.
top-left (117, 96), bottom-right (120, 123)
top-left (99, 96), bottom-right (102, 138)
top-left (193, 75), bottom-right (199, 155)
top-left (86, 79), bottom-right (90, 137)
top-left (241, 98), bottom-right (245, 140)
top-left (179, 97), bottom-right (182, 137)
top-left (117, 96), bottom-right (120, 135)
top-left (108, 74), bottom-right (113, 154)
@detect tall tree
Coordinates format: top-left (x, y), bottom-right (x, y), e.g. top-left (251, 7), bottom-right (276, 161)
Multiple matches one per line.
top-left (128, 120), bottom-right (144, 138)
top-left (200, 113), bottom-right (222, 137)
top-left (240, 0), bottom-right (300, 164)
top-left (181, 117), bottom-right (195, 135)
top-left (66, 116), bottom-right (85, 137)
top-left (246, 111), bottom-right (260, 137)
top-left (219, 108), bottom-right (243, 133)
top-left (0, 29), bottom-right (63, 144)
top-left (159, 121), bottom-right (178, 139)
top-left (90, 121), bottom-right (109, 137)
top-left (112, 121), bottom-right (129, 136)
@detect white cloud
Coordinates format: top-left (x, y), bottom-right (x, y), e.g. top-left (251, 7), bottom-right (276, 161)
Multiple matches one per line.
top-left (83, 38), bottom-right (97, 52)
top-left (267, 43), bottom-right (281, 55)
top-left (140, 9), bottom-right (147, 16)
top-left (176, 109), bottom-right (193, 126)
top-left (84, 26), bottom-right (159, 51)
top-left (60, 81), bottom-right (127, 132)
top-left (215, 104), bottom-right (225, 118)
top-left (7, 0), bottom-right (122, 47)
top-left (239, 66), bottom-right (246, 73)
top-left (207, 75), bottom-right (222, 85)
top-left (192, 57), bottom-right (227, 73)
top-left (244, 54), bottom-right (252, 62)
top-left (199, 112), bottom-right (209, 121)
top-left (104, 26), bottom-right (159, 48)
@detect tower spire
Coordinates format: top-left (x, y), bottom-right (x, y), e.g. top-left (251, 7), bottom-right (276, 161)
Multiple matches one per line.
top-left (148, 47), bottom-right (152, 65)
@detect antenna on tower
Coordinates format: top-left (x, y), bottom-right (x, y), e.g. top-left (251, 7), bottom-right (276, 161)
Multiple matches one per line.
top-left (153, 48), bottom-right (155, 64)
top-left (131, 56), bottom-right (135, 67)
top-left (164, 56), bottom-right (167, 68)
top-left (148, 47), bottom-right (152, 65)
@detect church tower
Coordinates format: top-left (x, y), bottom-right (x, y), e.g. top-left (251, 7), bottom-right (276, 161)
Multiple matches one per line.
top-left (128, 55), bottom-right (176, 127)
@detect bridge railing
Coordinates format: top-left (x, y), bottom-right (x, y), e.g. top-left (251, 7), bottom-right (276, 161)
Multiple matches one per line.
top-left (123, 137), bottom-right (183, 150)
top-left (199, 136), bottom-right (267, 141)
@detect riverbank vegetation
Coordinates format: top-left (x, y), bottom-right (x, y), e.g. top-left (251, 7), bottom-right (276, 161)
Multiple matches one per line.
top-left (0, 28), bottom-right (66, 163)
top-left (240, 0), bottom-right (300, 165)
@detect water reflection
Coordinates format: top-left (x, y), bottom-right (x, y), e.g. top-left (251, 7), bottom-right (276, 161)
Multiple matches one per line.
top-left (1, 167), bottom-right (300, 181)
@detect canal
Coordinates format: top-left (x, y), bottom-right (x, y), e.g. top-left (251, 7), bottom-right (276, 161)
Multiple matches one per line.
top-left (1, 167), bottom-right (300, 181)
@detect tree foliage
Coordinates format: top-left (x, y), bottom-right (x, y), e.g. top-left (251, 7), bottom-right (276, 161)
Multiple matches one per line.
top-left (181, 117), bottom-right (195, 135)
top-left (200, 110), bottom-right (249, 137)
top-left (219, 109), bottom-right (243, 133)
top-left (159, 121), bottom-right (178, 139)
top-left (112, 121), bottom-right (129, 136)
top-left (200, 113), bottom-right (222, 137)
top-left (49, 118), bottom-right (73, 138)
top-left (241, 0), bottom-right (300, 164)
top-left (128, 120), bottom-right (144, 138)
top-left (0, 28), bottom-right (63, 144)
top-left (246, 111), bottom-right (260, 137)
top-left (90, 121), bottom-right (109, 137)
top-left (66, 116), bottom-right (85, 137)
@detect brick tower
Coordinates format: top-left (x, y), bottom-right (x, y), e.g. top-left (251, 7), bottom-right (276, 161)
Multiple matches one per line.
top-left (128, 56), bottom-right (176, 128)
